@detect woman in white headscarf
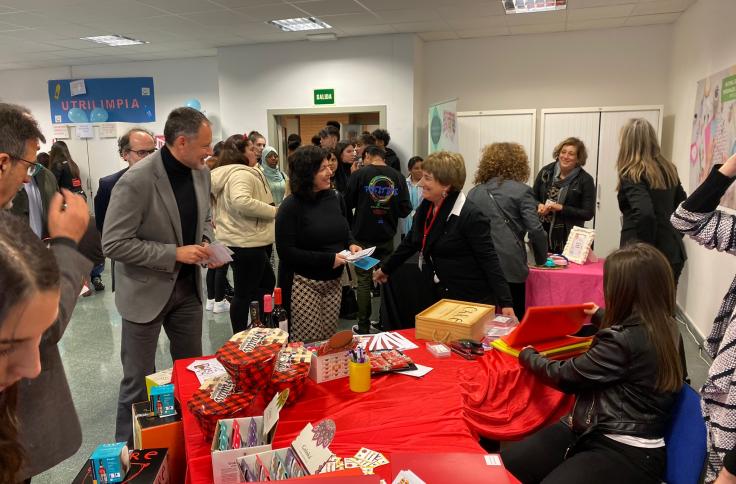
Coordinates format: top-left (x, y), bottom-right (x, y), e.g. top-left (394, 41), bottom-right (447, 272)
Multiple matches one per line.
top-left (261, 146), bottom-right (290, 206)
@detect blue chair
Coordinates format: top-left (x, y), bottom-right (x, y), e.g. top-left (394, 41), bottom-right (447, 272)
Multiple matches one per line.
top-left (664, 384), bottom-right (707, 484)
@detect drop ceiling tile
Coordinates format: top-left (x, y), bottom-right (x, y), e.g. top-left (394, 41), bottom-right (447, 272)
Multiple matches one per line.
top-left (391, 20), bottom-right (450, 33)
top-left (418, 30), bottom-right (458, 41)
top-left (509, 23), bottom-right (566, 34)
top-left (632, 0), bottom-right (694, 16)
top-left (290, 0), bottom-right (367, 16)
top-left (357, 0), bottom-right (428, 12)
top-left (566, 4), bottom-right (635, 21)
top-left (625, 11), bottom-right (681, 25)
top-left (374, 9), bottom-right (440, 23)
top-left (136, 0), bottom-right (222, 14)
top-left (227, 20), bottom-right (285, 36)
top-left (182, 10), bottom-right (251, 27)
top-left (456, 26), bottom-right (509, 38)
top-left (504, 10), bottom-right (566, 26)
top-left (210, 0), bottom-right (285, 7)
top-left (435, 3), bottom-right (506, 20)
top-left (0, 12), bottom-right (59, 28)
top-left (232, 3), bottom-right (307, 21)
top-left (36, 22), bottom-right (104, 38)
top-left (336, 24), bottom-right (396, 35)
top-left (0, 28), bottom-right (69, 41)
top-left (318, 13), bottom-right (383, 28)
top-left (567, 0), bottom-right (637, 8)
top-left (567, 17), bottom-right (627, 30)
top-left (0, 0), bottom-right (80, 9)
top-left (446, 15), bottom-right (507, 30)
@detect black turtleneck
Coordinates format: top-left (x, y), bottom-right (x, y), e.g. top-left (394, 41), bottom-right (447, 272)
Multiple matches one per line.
top-left (161, 145), bottom-right (198, 280)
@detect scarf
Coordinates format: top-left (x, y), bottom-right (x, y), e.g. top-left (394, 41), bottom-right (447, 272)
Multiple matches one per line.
top-left (260, 146), bottom-right (286, 204)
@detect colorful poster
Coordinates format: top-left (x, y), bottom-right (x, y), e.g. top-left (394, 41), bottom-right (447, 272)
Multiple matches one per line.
top-left (48, 77), bottom-right (155, 124)
top-left (691, 65), bottom-right (736, 209)
top-left (428, 98), bottom-right (458, 154)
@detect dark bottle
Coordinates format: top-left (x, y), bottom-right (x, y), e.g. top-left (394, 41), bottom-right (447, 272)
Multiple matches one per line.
top-left (249, 301), bottom-right (263, 328)
top-left (272, 288), bottom-right (289, 334)
top-left (263, 294), bottom-right (274, 329)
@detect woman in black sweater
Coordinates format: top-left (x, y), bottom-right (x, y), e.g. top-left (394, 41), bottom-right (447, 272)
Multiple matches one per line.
top-left (617, 118), bottom-right (687, 284)
top-left (374, 151), bottom-right (514, 317)
top-left (276, 146), bottom-right (361, 342)
top-left (533, 137), bottom-right (596, 254)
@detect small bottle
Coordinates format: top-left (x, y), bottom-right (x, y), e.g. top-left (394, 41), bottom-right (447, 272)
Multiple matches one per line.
top-left (249, 301), bottom-right (263, 328)
top-left (273, 288), bottom-right (289, 334)
top-left (263, 294), bottom-right (274, 329)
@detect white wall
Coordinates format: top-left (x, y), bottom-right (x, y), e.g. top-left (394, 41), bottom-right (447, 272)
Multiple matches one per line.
top-left (0, 57), bottom-right (221, 150)
top-left (218, 34), bottom-right (419, 168)
top-left (666, 0), bottom-right (736, 339)
top-left (420, 25), bottom-right (672, 163)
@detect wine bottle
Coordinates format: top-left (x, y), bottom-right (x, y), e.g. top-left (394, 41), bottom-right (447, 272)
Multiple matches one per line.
top-left (272, 288), bottom-right (289, 334)
top-left (263, 294), bottom-right (274, 329)
top-left (249, 301), bottom-right (263, 328)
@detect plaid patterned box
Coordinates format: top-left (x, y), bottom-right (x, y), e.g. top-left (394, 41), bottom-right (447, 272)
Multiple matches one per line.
top-left (216, 328), bottom-right (288, 393)
top-left (266, 346), bottom-right (312, 405)
top-left (187, 374), bottom-right (257, 441)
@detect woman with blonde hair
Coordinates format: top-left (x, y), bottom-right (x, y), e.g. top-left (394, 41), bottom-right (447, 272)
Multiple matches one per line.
top-left (617, 118), bottom-right (687, 284)
top-left (374, 151), bottom-right (514, 317)
top-left (468, 142), bottom-right (547, 318)
top-left (533, 137), bottom-right (596, 253)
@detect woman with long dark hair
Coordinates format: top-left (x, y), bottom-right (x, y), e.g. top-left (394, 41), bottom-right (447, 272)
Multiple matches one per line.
top-left (211, 134), bottom-right (276, 332)
top-left (48, 141), bottom-right (84, 198)
top-left (502, 243), bottom-right (683, 484)
top-left (0, 211), bottom-right (61, 482)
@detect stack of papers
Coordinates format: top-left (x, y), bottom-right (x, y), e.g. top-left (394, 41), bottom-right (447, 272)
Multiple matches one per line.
top-left (204, 242), bottom-right (234, 266)
top-left (357, 332), bottom-right (419, 352)
top-left (187, 359), bottom-right (227, 384)
top-left (339, 247), bottom-right (379, 270)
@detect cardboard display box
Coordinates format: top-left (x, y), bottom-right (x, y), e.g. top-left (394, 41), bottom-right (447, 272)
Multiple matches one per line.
top-left (72, 448), bottom-right (169, 484)
top-left (132, 402), bottom-right (184, 484)
top-left (145, 368), bottom-right (173, 398)
top-left (415, 299), bottom-right (495, 343)
top-left (210, 390), bottom-right (289, 484)
top-left (308, 351), bottom-right (351, 383)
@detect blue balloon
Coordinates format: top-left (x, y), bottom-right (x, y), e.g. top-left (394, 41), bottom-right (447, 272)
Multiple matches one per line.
top-left (89, 107), bottom-right (108, 123)
top-left (184, 98), bottom-right (201, 111)
top-left (68, 107), bottom-right (88, 123)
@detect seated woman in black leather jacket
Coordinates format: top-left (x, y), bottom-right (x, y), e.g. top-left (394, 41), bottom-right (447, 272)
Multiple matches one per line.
top-left (502, 242), bottom-right (683, 484)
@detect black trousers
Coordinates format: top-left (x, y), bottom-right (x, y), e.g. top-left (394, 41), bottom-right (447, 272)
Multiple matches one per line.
top-left (206, 263), bottom-right (229, 301)
top-left (501, 422), bottom-right (666, 484)
top-left (508, 281), bottom-right (527, 321)
top-left (229, 246), bottom-right (275, 333)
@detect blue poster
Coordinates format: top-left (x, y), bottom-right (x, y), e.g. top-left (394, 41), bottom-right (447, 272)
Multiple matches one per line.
top-left (48, 77), bottom-right (155, 124)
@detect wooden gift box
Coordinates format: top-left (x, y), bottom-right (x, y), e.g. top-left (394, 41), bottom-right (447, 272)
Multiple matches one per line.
top-left (415, 299), bottom-right (495, 343)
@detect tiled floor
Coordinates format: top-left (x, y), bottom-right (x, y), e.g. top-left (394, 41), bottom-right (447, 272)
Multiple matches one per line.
top-left (34, 266), bottom-right (711, 482)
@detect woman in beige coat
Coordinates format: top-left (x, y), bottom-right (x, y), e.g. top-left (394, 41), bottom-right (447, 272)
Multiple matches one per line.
top-left (211, 134), bottom-right (276, 332)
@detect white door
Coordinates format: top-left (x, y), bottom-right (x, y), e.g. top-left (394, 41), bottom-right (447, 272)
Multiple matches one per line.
top-left (596, 109), bottom-right (662, 257)
top-left (458, 110), bottom-right (536, 192)
top-left (539, 111), bottom-right (601, 229)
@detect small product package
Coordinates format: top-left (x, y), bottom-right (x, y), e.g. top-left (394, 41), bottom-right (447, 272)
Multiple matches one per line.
top-left (426, 342), bottom-right (451, 358)
top-left (210, 389), bottom-right (289, 484)
top-left (308, 330), bottom-right (356, 384)
top-left (89, 442), bottom-right (130, 484)
top-left (267, 345), bottom-right (312, 404)
top-left (217, 328), bottom-right (288, 392)
top-left (150, 383), bottom-right (176, 417)
top-left (236, 419), bottom-right (337, 481)
top-left (145, 367), bottom-right (172, 398)
top-left (73, 448), bottom-right (169, 484)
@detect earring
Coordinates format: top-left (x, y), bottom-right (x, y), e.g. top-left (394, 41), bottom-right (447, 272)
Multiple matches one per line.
top-left (441, 191), bottom-right (447, 199)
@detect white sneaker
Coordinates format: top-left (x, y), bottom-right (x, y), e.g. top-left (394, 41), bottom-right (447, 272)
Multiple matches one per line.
top-left (205, 298), bottom-right (215, 311)
top-left (213, 299), bottom-right (231, 314)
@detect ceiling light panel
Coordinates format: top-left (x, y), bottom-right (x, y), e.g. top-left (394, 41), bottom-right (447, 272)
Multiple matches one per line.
top-left (80, 35), bottom-right (149, 46)
top-left (502, 0), bottom-right (567, 14)
top-left (268, 17), bottom-right (331, 32)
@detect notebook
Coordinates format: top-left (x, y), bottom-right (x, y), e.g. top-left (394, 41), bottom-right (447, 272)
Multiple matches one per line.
top-left (387, 452), bottom-right (511, 483)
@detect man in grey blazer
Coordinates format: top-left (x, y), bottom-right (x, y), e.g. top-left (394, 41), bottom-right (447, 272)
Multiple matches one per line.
top-left (0, 103), bottom-right (92, 480)
top-left (103, 107), bottom-right (218, 444)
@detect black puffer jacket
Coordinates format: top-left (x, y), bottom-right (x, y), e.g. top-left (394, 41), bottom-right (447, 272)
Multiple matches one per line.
top-left (519, 314), bottom-right (679, 438)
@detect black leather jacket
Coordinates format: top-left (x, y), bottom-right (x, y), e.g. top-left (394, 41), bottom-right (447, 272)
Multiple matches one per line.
top-left (519, 315), bottom-right (679, 438)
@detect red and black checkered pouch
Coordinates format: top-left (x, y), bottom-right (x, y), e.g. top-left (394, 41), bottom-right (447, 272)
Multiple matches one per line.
top-left (187, 374), bottom-right (256, 440)
top-left (266, 345), bottom-right (312, 405)
top-left (216, 328), bottom-right (288, 393)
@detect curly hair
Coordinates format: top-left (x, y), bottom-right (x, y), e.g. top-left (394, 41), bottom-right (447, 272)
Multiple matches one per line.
top-left (288, 145), bottom-right (329, 200)
top-left (553, 137), bottom-right (588, 166)
top-left (474, 142), bottom-right (530, 185)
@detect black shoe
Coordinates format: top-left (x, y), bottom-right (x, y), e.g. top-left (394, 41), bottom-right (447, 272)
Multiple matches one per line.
top-left (91, 276), bottom-right (105, 292)
top-left (352, 322), bottom-right (371, 335)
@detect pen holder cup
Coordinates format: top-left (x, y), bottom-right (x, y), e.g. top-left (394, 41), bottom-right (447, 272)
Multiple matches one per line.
top-left (348, 359), bottom-right (371, 393)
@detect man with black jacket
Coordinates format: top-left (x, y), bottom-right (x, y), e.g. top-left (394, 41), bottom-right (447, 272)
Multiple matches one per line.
top-left (345, 145), bottom-right (411, 333)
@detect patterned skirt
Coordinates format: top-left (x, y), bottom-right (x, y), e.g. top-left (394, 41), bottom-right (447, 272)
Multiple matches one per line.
top-left (290, 274), bottom-right (342, 343)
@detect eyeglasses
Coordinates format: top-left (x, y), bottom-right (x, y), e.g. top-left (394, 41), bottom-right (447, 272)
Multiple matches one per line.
top-left (127, 149), bottom-right (156, 157)
top-left (13, 156), bottom-right (42, 177)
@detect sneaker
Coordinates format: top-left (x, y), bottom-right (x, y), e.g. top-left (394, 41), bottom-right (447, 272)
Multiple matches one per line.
top-left (213, 299), bottom-right (231, 314)
top-left (205, 298), bottom-right (215, 311)
top-left (91, 276), bottom-right (105, 292)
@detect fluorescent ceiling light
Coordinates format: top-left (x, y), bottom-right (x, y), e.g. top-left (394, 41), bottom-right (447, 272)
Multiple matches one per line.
top-left (80, 35), bottom-right (149, 46)
top-left (268, 17), bottom-right (331, 32)
top-left (502, 0), bottom-right (566, 14)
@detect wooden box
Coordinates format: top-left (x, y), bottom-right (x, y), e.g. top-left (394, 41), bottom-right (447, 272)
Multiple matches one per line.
top-left (415, 299), bottom-right (495, 343)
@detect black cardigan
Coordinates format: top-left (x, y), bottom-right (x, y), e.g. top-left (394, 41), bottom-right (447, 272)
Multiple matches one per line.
top-left (618, 175), bottom-right (687, 265)
top-left (381, 191), bottom-right (513, 308)
top-left (532, 162), bottom-right (596, 227)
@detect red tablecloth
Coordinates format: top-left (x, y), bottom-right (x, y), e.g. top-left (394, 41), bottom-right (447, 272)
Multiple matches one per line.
top-left (526, 260), bottom-right (605, 308)
top-left (173, 330), bottom-right (571, 484)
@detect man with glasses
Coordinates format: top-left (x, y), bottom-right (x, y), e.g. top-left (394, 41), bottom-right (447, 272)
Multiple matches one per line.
top-left (9, 153), bottom-right (58, 239)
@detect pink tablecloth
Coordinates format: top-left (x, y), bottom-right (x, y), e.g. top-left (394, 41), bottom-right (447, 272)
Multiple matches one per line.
top-left (525, 260), bottom-right (605, 308)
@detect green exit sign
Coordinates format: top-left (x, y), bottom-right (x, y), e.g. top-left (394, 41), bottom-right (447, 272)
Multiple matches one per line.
top-left (314, 88), bottom-right (335, 105)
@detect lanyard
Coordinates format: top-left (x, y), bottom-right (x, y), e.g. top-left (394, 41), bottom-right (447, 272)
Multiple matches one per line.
top-left (421, 199), bottom-right (444, 254)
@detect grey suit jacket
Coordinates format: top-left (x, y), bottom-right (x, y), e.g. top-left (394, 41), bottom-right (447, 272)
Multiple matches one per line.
top-left (17, 243), bottom-right (92, 479)
top-left (102, 150), bottom-right (214, 323)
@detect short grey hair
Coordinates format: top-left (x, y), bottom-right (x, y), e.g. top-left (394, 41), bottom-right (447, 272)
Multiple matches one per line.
top-left (118, 127), bottom-right (154, 156)
top-left (163, 107), bottom-right (210, 145)
top-left (0, 103), bottom-right (46, 159)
